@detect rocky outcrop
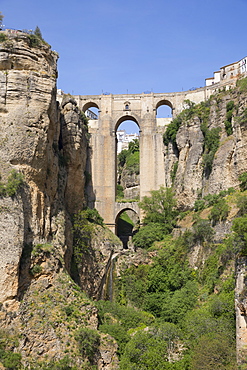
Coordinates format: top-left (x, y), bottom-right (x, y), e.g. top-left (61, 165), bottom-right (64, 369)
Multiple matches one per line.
top-left (0, 30), bottom-right (59, 306)
top-left (165, 90), bottom-right (247, 209)
top-left (0, 31), bottom-right (120, 369)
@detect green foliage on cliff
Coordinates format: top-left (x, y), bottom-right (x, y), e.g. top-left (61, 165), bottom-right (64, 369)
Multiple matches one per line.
top-left (75, 327), bottom-right (100, 364)
top-left (0, 330), bottom-right (22, 370)
top-left (224, 100), bottom-right (234, 136)
top-left (0, 33), bottom-right (7, 42)
top-left (200, 124), bottom-right (221, 175)
top-left (237, 76), bottom-right (247, 92)
top-left (27, 26), bottom-right (51, 48)
top-left (239, 172), bottom-right (247, 191)
top-left (132, 187), bottom-right (177, 248)
top-left (0, 170), bottom-right (24, 198)
top-left (72, 208), bottom-right (104, 264)
top-left (209, 198), bottom-right (230, 225)
top-left (163, 100), bottom-right (210, 147)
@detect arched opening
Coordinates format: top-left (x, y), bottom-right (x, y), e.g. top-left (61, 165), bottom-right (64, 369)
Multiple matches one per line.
top-left (115, 116), bottom-right (140, 202)
top-left (116, 209), bottom-right (139, 249)
top-left (82, 102), bottom-right (100, 120)
top-left (156, 99), bottom-right (173, 118)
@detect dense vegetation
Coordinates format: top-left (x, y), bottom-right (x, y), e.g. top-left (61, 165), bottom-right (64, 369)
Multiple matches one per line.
top-left (117, 139), bottom-right (140, 200)
top-left (94, 181), bottom-right (247, 369)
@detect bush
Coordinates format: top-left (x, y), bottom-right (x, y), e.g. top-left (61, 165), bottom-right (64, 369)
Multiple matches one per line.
top-left (119, 330), bottom-right (169, 370)
top-left (0, 170), bottom-right (24, 198)
top-left (239, 172), bottom-right (247, 191)
top-left (193, 219), bottom-right (215, 244)
top-left (133, 223), bottom-right (164, 249)
top-left (209, 198), bottom-right (229, 225)
top-left (117, 184), bottom-right (124, 199)
top-left (75, 327), bottom-right (100, 363)
top-left (201, 126), bottom-right (221, 175)
top-left (125, 151), bottom-right (139, 175)
top-left (0, 33), bottom-right (7, 42)
top-left (170, 161), bottom-right (178, 184)
top-left (194, 199), bottom-right (205, 212)
top-left (237, 76), bottom-right (247, 92)
top-left (191, 333), bottom-right (236, 370)
top-left (139, 186), bottom-right (177, 228)
top-left (163, 116), bottom-right (182, 146)
top-left (236, 194), bottom-right (247, 215)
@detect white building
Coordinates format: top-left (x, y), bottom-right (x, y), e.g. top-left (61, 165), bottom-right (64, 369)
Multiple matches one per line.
top-left (116, 130), bottom-right (139, 154)
top-left (205, 56), bottom-right (247, 86)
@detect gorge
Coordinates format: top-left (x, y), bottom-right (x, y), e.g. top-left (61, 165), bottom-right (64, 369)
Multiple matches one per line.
top-left (0, 28), bottom-right (247, 369)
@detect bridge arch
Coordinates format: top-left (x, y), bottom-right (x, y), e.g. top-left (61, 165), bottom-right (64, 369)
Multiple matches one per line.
top-left (115, 203), bottom-right (140, 249)
top-left (115, 114), bottom-right (140, 132)
top-left (82, 101), bottom-right (100, 112)
top-left (155, 99), bottom-right (174, 121)
top-left (156, 99), bottom-right (173, 110)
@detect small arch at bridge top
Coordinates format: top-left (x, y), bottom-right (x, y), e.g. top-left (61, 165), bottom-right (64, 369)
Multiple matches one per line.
top-left (115, 207), bottom-right (140, 250)
top-left (82, 102), bottom-right (100, 120)
top-left (156, 99), bottom-right (174, 118)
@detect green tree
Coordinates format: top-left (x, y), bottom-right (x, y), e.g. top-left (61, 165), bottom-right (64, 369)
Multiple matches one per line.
top-left (139, 186), bottom-right (177, 228)
top-left (209, 198), bottom-right (229, 225)
top-left (192, 219), bottom-right (215, 244)
top-left (34, 26), bottom-right (43, 40)
top-left (236, 193), bottom-right (247, 215)
top-left (0, 12), bottom-right (4, 28)
top-left (239, 172), bottom-right (247, 191)
top-left (74, 327), bottom-right (100, 364)
top-left (191, 333), bottom-right (236, 370)
top-left (232, 214), bottom-right (247, 255)
top-left (118, 149), bottom-right (128, 167)
top-left (128, 139), bottom-right (139, 153)
top-left (132, 223), bottom-right (164, 249)
top-left (119, 330), bottom-right (168, 370)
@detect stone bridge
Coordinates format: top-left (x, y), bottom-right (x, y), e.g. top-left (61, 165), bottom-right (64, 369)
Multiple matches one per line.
top-left (115, 201), bottom-right (140, 220)
top-left (69, 85), bottom-right (220, 233)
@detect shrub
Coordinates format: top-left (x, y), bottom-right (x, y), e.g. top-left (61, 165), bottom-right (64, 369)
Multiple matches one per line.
top-left (163, 116), bottom-right (182, 146)
top-left (237, 76), bottom-right (247, 92)
top-left (194, 199), bottom-right (205, 212)
top-left (236, 194), bottom-right (247, 215)
top-left (193, 219), bottom-right (215, 244)
top-left (125, 151), bottom-right (139, 175)
top-left (117, 184), bottom-right (124, 199)
top-left (0, 170), bottom-right (24, 198)
top-left (170, 161), bottom-right (178, 184)
top-left (224, 101), bottom-right (234, 136)
top-left (201, 126), bottom-right (221, 175)
top-left (239, 172), bottom-right (247, 191)
top-left (139, 186), bottom-right (177, 228)
top-left (75, 327), bottom-right (100, 363)
top-left (209, 198), bottom-right (229, 225)
top-left (133, 223), bottom-right (164, 249)
top-left (30, 264), bottom-right (43, 276)
top-left (0, 33), bottom-right (7, 42)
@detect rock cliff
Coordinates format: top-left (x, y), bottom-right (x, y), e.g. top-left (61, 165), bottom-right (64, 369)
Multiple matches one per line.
top-left (0, 30), bottom-right (120, 369)
top-left (165, 88), bottom-right (247, 209)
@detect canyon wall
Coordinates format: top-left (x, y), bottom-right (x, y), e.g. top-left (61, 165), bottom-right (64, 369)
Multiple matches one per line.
top-left (0, 31), bottom-right (120, 369)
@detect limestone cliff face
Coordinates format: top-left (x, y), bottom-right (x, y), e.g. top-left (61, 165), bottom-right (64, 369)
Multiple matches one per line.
top-left (0, 30), bottom-right (59, 305)
top-left (0, 31), bottom-right (119, 369)
top-left (165, 89), bottom-right (247, 209)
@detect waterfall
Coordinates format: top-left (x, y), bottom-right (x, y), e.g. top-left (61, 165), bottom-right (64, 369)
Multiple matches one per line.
top-left (98, 252), bottom-right (118, 301)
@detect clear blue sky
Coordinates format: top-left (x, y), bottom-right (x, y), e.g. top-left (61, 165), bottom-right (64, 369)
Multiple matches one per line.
top-left (1, 0), bottom-right (246, 96)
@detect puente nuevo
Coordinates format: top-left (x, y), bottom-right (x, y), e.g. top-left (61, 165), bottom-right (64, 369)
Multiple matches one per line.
top-left (58, 56), bottom-right (247, 233)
